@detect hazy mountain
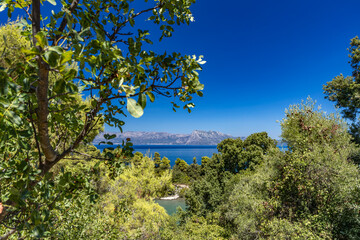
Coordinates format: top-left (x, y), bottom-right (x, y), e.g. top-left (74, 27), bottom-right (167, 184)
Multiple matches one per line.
top-left (93, 130), bottom-right (241, 145)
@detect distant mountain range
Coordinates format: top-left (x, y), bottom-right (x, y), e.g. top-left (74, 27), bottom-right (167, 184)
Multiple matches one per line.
top-left (93, 130), bottom-right (243, 145)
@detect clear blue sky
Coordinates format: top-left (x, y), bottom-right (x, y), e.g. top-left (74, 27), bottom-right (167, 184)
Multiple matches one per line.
top-left (2, 0), bottom-right (360, 138)
top-left (121, 0), bottom-right (360, 138)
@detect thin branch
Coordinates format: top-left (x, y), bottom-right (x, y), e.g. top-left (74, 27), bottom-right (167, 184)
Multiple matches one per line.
top-left (55, 128), bottom-right (68, 152)
top-left (153, 88), bottom-right (171, 97)
top-left (0, 229), bottom-right (16, 240)
top-left (53, 0), bottom-right (80, 45)
top-left (15, 0), bottom-right (32, 21)
top-left (48, 92), bottom-right (73, 100)
top-left (71, 151), bottom-right (109, 161)
top-left (108, 4), bottom-right (160, 41)
top-left (0, 222), bottom-right (16, 230)
top-left (122, 5), bottom-right (161, 26)
top-left (28, 100), bottom-right (42, 167)
top-left (86, 116), bottom-right (102, 136)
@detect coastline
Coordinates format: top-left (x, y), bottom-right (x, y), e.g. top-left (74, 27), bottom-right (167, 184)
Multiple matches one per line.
top-left (159, 184), bottom-right (189, 200)
top-left (160, 194), bottom-right (180, 200)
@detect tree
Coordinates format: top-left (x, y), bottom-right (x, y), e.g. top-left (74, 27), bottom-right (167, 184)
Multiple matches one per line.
top-left (161, 214), bottom-right (226, 240)
top-left (186, 133), bottom-right (277, 217)
top-left (132, 151), bottom-right (144, 166)
top-left (154, 152), bottom-right (161, 167)
top-left (223, 100), bottom-right (360, 239)
top-left (217, 133), bottom-right (276, 173)
top-left (53, 154), bottom-right (173, 239)
top-left (324, 36), bottom-right (360, 143)
top-left (172, 158), bottom-right (190, 184)
top-left (154, 152), bottom-right (162, 176)
top-left (160, 156), bottom-right (171, 172)
top-left (217, 138), bottom-right (243, 173)
top-left (0, 0), bottom-right (204, 237)
top-left (187, 158), bottom-right (200, 181)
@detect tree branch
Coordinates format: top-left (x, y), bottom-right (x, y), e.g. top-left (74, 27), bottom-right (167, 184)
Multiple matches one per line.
top-left (122, 5), bottom-right (161, 26)
top-left (53, 0), bottom-right (80, 45)
top-left (0, 229), bottom-right (16, 240)
top-left (66, 151), bottom-right (109, 161)
top-left (40, 101), bottom-right (103, 174)
top-left (16, 0), bottom-right (32, 21)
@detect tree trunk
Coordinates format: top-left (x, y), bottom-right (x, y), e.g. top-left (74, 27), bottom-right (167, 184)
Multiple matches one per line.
top-left (32, 0), bottom-right (57, 163)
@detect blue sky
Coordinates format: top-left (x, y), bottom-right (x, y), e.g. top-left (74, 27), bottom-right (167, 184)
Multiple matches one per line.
top-left (2, 0), bottom-right (360, 138)
top-left (121, 0), bottom-right (360, 138)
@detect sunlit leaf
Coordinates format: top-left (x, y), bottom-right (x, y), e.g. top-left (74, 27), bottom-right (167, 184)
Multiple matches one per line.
top-left (34, 31), bottom-right (48, 48)
top-left (127, 98), bottom-right (144, 118)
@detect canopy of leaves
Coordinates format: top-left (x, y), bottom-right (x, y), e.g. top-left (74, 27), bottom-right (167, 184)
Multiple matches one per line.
top-left (185, 132), bottom-right (278, 217)
top-left (221, 100), bottom-right (360, 239)
top-left (324, 36), bottom-right (360, 143)
top-left (0, 0), bottom-right (204, 236)
top-left (50, 153), bottom-right (173, 239)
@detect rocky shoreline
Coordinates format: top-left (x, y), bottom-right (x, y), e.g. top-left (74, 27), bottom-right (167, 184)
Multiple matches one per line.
top-left (159, 184), bottom-right (189, 200)
top-left (160, 194), bottom-right (180, 200)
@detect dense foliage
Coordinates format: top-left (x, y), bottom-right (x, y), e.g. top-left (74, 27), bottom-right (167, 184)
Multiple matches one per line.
top-left (2, 1), bottom-right (360, 238)
top-left (50, 154), bottom-right (173, 239)
top-left (0, 0), bottom-right (204, 237)
top-left (179, 100), bottom-right (360, 239)
top-left (324, 37), bottom-right (360, 143)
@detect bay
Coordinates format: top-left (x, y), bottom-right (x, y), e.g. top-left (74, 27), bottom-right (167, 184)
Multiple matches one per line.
top-left (154, 199), bottom-right (187, 215)
top-left (95, 144), bottom-right (288, 167)
top-left (95, 145), bottom-right (218, 166)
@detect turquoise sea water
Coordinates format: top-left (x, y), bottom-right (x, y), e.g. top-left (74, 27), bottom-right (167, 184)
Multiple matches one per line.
top-left (154, 199), bottom-right (187, 215)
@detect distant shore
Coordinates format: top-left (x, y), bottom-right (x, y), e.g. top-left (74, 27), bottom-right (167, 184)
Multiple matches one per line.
top-left (159, 184), bottom-right (189, 200)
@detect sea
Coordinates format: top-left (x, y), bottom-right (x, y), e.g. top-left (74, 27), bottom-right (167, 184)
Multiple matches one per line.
top-left (154, 199), bottom-right (187, 215)
top-left (95, 144), bottom-right (288, 167)
top-left (95, 145), bottom-right (218, 166)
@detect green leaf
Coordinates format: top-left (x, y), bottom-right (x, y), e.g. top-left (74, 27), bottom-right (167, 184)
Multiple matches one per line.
top-left (47, 0), bottom-right (56, 6)
top-left (94, 28), bottom-right (105, 42)
top-left (6, 110), bottom-right (22, 125)
top-left (21, 47), bottom-right (40, 56)
top-left (60, 51), bottom-right (73, 65)
top-left (2, 35), bottom-right (7, 47)
top-left (104, 133), bottom-right (117, 140)
top-left (48, 46), bottom-right (63, 54)
top-left (129, 18), bottom-right (135, 27)
top-left (34, 31), bottom-right (48, 48)
top-left (43, 51), bottom-right (59, 68)
top-left (127, 98), bottom-right (144, 118)
top-left (53, 79), bottom-right (66, 93)
top-left (137, 93), bottom-right (147, 109)
top-left (146, 92), bottom-right (155, 102)
top-left (195, 83), bottom-right (204, 91)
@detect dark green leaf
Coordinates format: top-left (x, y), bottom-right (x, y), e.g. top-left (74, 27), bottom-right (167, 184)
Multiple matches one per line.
top-left (137, 93), bottom-right (147, 109)
top-left (146, 92), bottom-right (155, 102)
